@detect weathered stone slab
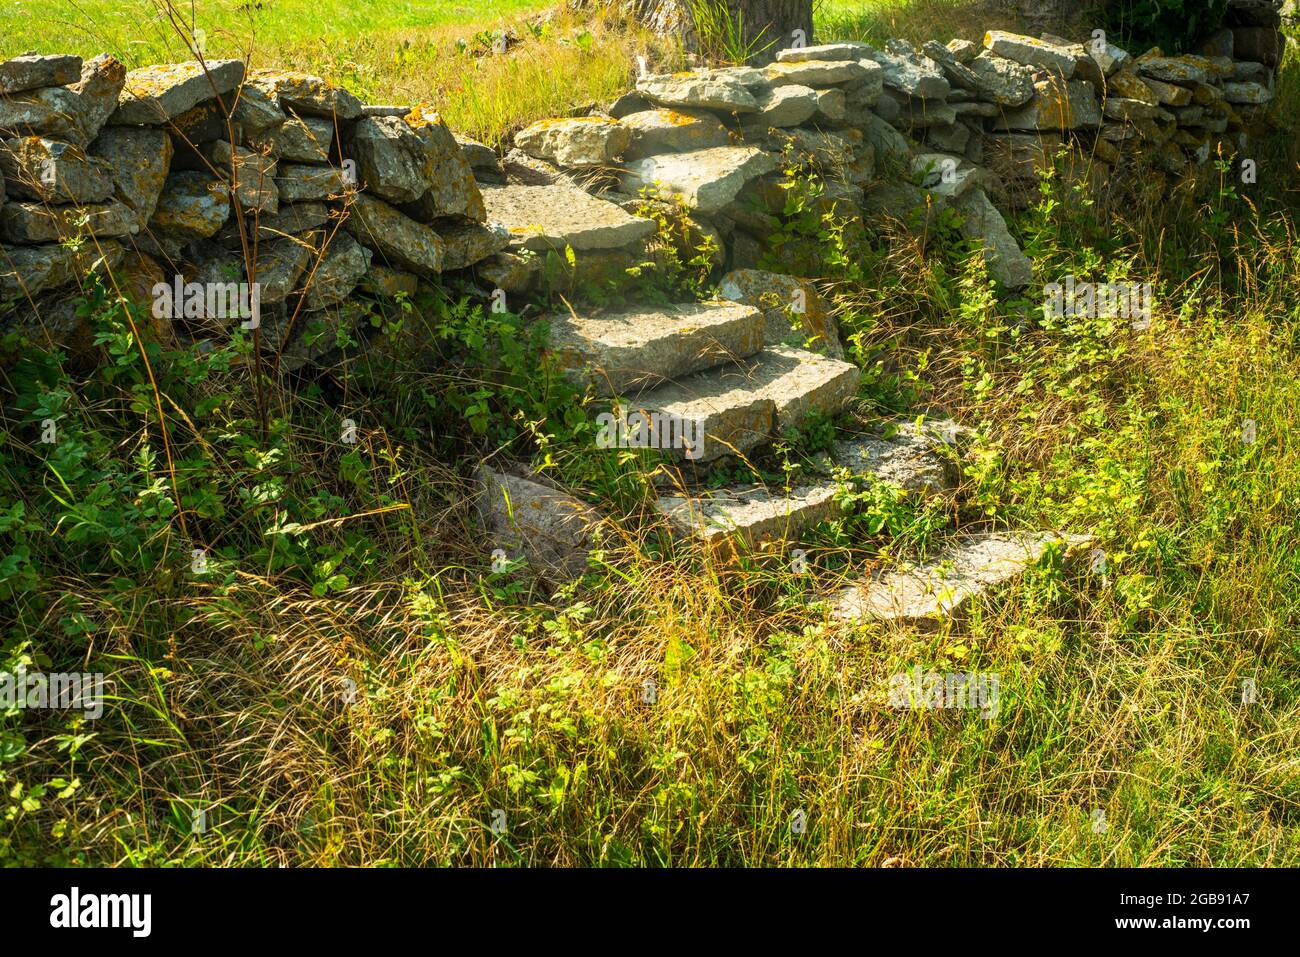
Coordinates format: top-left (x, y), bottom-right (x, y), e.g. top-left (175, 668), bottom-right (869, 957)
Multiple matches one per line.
top-left (299, 231), bottom-right (371, 310)
top-left (89, 126), bottom-right (173, 230)
top-left (992, 79), bottom-right (1102, 130)
top-left (746, 84), bottom-right (820, 127)
top-left (817, 417), bottom-right (963, 497)
top-left (402, 107), bottom-right (485, 222)
top-left (1221, 81), bottom-right (1273, 104)
top-left (1136, 56), bottom-right (1209, 85)
top-left (0, 198), bottom-right (135, 243)
top-left (863, 45), bottom-right (950, 99)
top-left (765, 59), bottom-right (875, 88)
top-left (112, 60), bottom-right (245, 125)
top-left (515, 116), bottom-right (631, 166)
top-left (343, 193), bottom-right (444, 277)
top-left (266, 114), bottom-right (335, 163)
top-left (952, 186), bottom-right (1033, 289)
top-left (630, 343), bottom-right (859, 461)
top-left (775, 42), bottom-right (874, 63)
top-left (246, 238), bottom-right (307, 304)
top-left (964, 51), bottom-right (1036, 106)
top-left (481, 182), bottom-right (654, 251)
top-left (0, 54), bottom-right (81, 94)
top-left (475, 465), bottom-right (603, 581)
top-left (656, 482), bottom-right (841, 546)
top-left (348, 115), bottom-right (430, 204)
top-left (70, 54), bottom-right (126, 144)
top-left (636, 71), bottom-right (760, 113)
top-left (438, 221), bottom-right (510, 271)
top-left (149, 170), bottom-right (231, 239)
top-left (549, 300), bottom-right (767, 395)
top-left (275, 163), bottom-right (343, 203)
top-left (1107, 71), bottom-right (1159, 105)
top-left (246, 69), bottom-right (363, 120)
top-left (620, 145), bottom-right (776, 214)
top-left (830, 531), bottom-right (1092, 625)
top-left (0, 239), bottom-right (123, 300)
top-left (0, 87), bottom-right (87, 143)
top-left (621, 108), bottom-right (730, 159)
top-left (717, 268), bottom-right (843, 358)
top-left (0, 136), bottom-right (113, 203)
top-left (983, 30), bottom-right (1077, 77)
top-left (360, 262), bottom-right (419, 298)
top-left (206, 139), bottom-right (278, 214)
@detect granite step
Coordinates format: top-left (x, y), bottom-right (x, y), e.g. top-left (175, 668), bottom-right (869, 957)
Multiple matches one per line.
top-left (624, 345), bottom-right (860, 463)
top-left (656, 482), bottom-right (842, 546)
top-left (829, 531), bottom-right (1093, 627)
top-left (655, 416), bottom-right (962, 545)
top-left (549, 300), bottom-right (766, 396)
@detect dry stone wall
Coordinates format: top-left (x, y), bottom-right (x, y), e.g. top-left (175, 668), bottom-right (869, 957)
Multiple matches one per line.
top-left (0, 0), bottom-right (1289, 373)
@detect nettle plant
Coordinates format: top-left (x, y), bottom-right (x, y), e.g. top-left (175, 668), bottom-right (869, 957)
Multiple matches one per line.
top-left (628, 187), bottom-right (722, 303)
top-left (759, 153), bottom-right (883, 282)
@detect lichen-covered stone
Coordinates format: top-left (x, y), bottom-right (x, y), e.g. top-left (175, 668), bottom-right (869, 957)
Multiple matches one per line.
top-left (300, 231), bottom-right (371, 310)
top-left (343, 193), bottom-right (444, 277)
top-left (0, 136), bottom-right (114, 203)
top-left (261, 114), bottom-right (335, 163)
top-left (481, 182), bottom-right (655, 251)
top-left (275, 163), bottom-right (343, 203)
top-left (952, 186), bottom-right (1033, 288)
top-left (439, 221), bottom-right (511, 271)
top-left (70, 54), bottom-right (126, 143)
top-left (348, 115), bottom-right (432, 204)
top-left (514, 116), bottom-right (632, 167)
top-left (246, 69), bottom-right (363, 120)
top-left (717, 268), bottom-right (843, 358)
top-left (745, 83), bottom-right (821, 127)
top-left (252, 238), bottom-right (312, 304)
top-left (475, 465), bottom-right (603, 581)
top-left (112, 59), bottom-right (245, 125)
top-left (206, 139), bottom-right (279, 214)
top-left (0, 198), bottom-right (136, 243)
top-left (636, 70), bottom-right (761, 113)
top-left (149, 170), bottom-right (231, 239)
top-left (863, 44), bottom-right (950, 99)
top-left (360, 262), bottom-right (419, 297)
top-left (0, 87), bottom-right (87, 143)
top-left (620, 145), bottom-right (776, 214)
top-left (89, 126), bottom-right (173, 231)
top-left (983, 30), bottom-right (1077, 77)
top-left (0, 239), bottom-right (123, 301)
top-left (402, 106), bottom-right (485, 222)
top-left (621, 108), bottom-right (730, 159)
top-left (0, 54), bottom-right (82, 94)
top-left (765, 59), bottom-right (876, 88)
top-left (963, 51), bottom-right (1036, 107)
top-left (992, 79), bottom-right (1102, 130)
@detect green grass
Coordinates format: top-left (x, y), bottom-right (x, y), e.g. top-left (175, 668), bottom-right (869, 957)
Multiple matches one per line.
top-left (0, 0), bottom-right (553, 63)
top-left (1, 3), bottom-right (1299, 867)
top-left (0, 1), bottom-right (657, 144)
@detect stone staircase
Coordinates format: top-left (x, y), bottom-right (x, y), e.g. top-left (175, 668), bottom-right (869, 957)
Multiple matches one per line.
top-left (496, 295), bottom-right (1093, 627)
top-left (551, 299), bottom-right (861, 463)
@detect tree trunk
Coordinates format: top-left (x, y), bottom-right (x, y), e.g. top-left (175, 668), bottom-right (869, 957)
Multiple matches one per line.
top-left (722, 0), bottom-right (814, 61)
top-left (635, 0), bottom-right (814, 63)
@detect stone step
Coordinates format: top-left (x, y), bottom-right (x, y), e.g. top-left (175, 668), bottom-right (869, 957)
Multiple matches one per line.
top-left (549, 300), bottom-right (766, 396)
top-left (815, 417), bottom-right (965, 499)
top-left (655, 416), bottom-right (963, 546)
top-left (625, 345), bottom-right (860, 462)
top-left (656, 482), bottom-right (841, 547)
top-left (829, 531), bottom-right (1093, 627)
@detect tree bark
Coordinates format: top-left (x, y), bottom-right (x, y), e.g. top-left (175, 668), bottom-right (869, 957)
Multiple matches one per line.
top-left (634, 0), bottom-right (814, 63)
top-left (722, 0), bottom-right (814, 61)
